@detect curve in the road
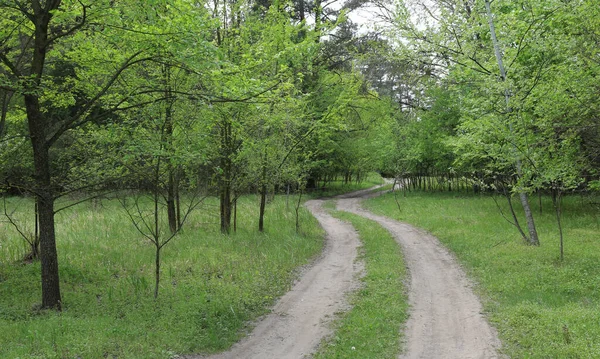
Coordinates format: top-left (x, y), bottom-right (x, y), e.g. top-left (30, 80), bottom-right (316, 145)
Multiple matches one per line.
top-left (191, 199), bottom-right (363, 359)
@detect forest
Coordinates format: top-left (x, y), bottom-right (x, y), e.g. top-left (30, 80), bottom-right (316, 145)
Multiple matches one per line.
top-left (1, 0), bottom-right (599, 358)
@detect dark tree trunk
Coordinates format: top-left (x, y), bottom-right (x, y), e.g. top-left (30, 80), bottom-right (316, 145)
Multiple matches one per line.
top-left (27, 101), bottom-right (61, 309)
top-left (220, 185), bottom-right (231, 234)
top-left (258, 150), bottom-right (267, 232)
top-left (219, 118), bottom-right (233, 234)
top-left (167, 171), bottom-right (177, 234)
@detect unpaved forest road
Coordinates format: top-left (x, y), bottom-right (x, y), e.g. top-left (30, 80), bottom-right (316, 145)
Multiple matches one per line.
top-left (193, 197), bottom-right (364, 359)
top-left (193, 187), bottom-right (502, 359)
top-left (338, 190), bottom-right (502, 359)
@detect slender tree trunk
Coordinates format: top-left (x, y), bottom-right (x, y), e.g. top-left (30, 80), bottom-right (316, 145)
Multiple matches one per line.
top-left (175, 170), bottom-right (181, 230)
top-left (233, 197), bottom-right (237, 233)
top-left (295, 189), bottom-right (303, 234)
top-left (163, 65), bottom-right (178, 235)
top-left (552, 188), bottom-right (564, 261)
top-left (485, 0), bottom-right (539, 245)
top-left (259, 150), bottom-right (267, 232)
top-left (219, 119), bottom-right (232, 234)
top-left (167, 172), bottom-right (177, 234)
top-left (154, 246), bottom-right (161, 299)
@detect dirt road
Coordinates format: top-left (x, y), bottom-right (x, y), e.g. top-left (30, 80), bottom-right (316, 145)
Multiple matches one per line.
top-left (195, 187), bottom-right (502, 359)
top-left (194, 198), bottom-right (364, 359)
top-left (337, 192), bottom-right (502, 359)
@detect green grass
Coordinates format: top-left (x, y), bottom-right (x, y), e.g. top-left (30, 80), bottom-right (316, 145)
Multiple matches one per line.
top-left (0, 194), bottom-right (323, 359)
top-left (365, 191), bottom-right (600, 359)
top-left (314, 205), bottom-right (408, 359)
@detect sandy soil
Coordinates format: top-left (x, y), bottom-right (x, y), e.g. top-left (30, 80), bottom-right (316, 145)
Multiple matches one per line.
top-left (337, 192), bottom-right (502, 359)
top-left (192, 187), bottom-right (502, 359)
top-left (192, 198), bottom-right (364, 359)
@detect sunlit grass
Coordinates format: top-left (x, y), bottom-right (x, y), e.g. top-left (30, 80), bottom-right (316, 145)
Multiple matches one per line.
top-left (365, 191), bottom-right (600, 358)
top-left (0, 194), bottom-right (323, 358)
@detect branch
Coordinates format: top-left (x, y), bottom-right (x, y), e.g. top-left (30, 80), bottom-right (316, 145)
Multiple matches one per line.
top-left (3, 197), bottom-right (34, 246)
top-left (46, 51), bottom-right (152, 146)
top-left (47, 0), bottom-right (88, 45)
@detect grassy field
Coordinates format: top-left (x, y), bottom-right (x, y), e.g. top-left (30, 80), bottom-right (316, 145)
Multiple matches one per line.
top-left (0, 194), bottom-right (324, 359)
top-left (365, 191), bottom-right (600, 358)
top-left (314, 208), bottom-right (408, 359)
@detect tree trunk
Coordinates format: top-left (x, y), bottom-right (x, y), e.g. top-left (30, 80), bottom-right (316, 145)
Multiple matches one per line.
top-left (485, 0), bottom-right (539, 246)
top-left (163, 65), bottom-right (178, 235)
top-left (552, 188), bottom-right (564, 261)
top-left (28, 107), bottom-right (61, 309)
top-left (258, 149), bottom-right (267, 232)
top-left (220, 185), bottom-right (231, 234)
top-left (167, 171), bottom-right (177, 234)
top-left (175, 170), bottom-right (181, 230)
top-left (233, 197), bottom-right (237, 233)
top-left (219, 119), bottom-right (233, 234)
top-left (154, 246), bottom-right (161, 299)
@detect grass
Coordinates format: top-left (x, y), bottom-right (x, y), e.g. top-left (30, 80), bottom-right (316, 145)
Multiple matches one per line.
top-left (364, 191), bottom-right (600, 359)
top-left (0, 194), bottom-right (323, 359)
top-left (314, 205), bottom-right (408, 359)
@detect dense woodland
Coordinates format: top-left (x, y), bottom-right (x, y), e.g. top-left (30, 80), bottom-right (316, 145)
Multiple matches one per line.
top-left (0, 0), bottom-right (598, 318)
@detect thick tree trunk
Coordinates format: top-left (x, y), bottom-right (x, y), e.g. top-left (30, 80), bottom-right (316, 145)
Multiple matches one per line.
top-left (27, 101), bottom-right (62, 309)
top-left (22, 4), bottom-right (63, 310)
top-left (485, 0), bottom-right (539, 246)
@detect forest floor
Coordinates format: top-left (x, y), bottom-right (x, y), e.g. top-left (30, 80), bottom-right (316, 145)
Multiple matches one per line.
top-left (193, 186), bottom-right (503, 359)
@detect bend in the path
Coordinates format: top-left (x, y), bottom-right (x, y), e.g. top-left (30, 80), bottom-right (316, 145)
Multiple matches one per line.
top-left (336, 193), bottom-right (502, 359)
top-left (192, 198), bottom-right (363, 359)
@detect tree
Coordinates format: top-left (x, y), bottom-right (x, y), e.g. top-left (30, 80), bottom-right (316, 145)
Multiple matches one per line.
top-left (0, 0), bottom-right (213, 310)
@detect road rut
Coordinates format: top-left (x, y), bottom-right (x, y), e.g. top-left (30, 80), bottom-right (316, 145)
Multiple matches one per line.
top-left (337, 192), bottom-right (502, 359)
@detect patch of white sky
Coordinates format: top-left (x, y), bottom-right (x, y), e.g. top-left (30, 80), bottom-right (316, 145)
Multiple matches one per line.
top-left (337, 0), bottom-right (438, 35)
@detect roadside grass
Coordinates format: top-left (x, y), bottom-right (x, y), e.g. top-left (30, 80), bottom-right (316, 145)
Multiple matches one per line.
top-left (314, 205), bottom-right (408, 359)
top-left (307, 172), bottom-right (384, 198)
top-left (0, 194), bottom-right (323, 359)
top-left (365, 191), bottom-right (600, 358)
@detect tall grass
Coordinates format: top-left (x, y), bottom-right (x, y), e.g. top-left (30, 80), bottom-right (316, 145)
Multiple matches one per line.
top-left (365, 191), bottom-right (600, 358)
top-left (0, 194), bottom-right (323, 358)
